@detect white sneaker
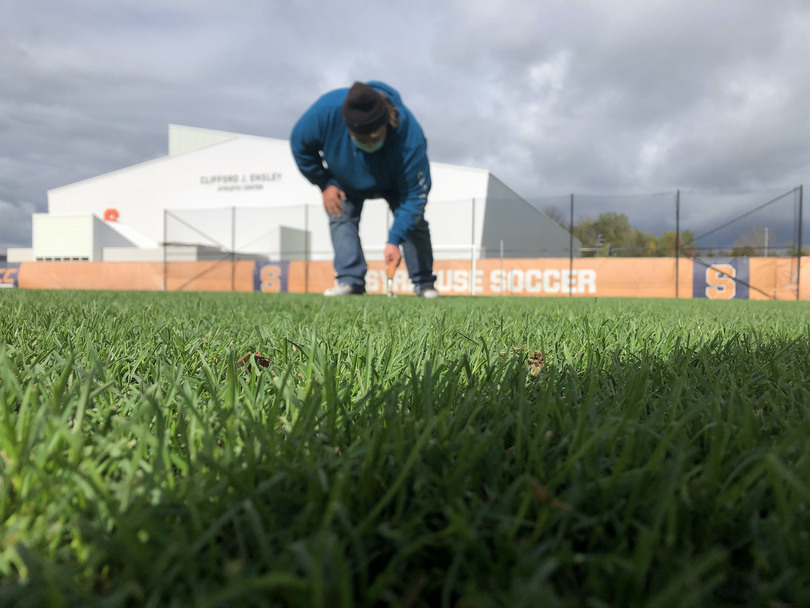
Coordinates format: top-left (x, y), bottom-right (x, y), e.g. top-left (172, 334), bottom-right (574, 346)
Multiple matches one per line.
top-left (416, 286), bottom-right (440, 299)
top-left (324, 283), bottom-right (364, 296)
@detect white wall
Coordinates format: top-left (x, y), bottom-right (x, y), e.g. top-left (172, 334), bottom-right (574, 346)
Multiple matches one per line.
top-left (103, 245), bottom-right (240, 262)
top-left (103, 247), bottom-right (165, 262)
top-left (7, 248), bottom-right (33, 262)
top-left (93, 216), bottom-right (140, 260)
top-left (33, 215), bottom-right (94, 260)
top-left (278, 226), bottom-right (309, 261)
top-left (416, 163), bottom-right (489, 260)
top-left (481, 176), bottom-right (581, 258)
top-left (32, 214), bottom-right (145, 261)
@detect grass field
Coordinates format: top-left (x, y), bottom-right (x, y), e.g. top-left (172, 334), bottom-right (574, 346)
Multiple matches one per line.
top-left (1, 290), bottom-right (809, 607)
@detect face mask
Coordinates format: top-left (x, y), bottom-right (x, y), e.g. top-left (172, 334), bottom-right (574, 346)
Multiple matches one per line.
top-left (351, 137), bottom-right (385, 154)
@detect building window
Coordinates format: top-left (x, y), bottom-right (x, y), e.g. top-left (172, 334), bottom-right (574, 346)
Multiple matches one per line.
top-left (35, 256), bottom-right (90, 262)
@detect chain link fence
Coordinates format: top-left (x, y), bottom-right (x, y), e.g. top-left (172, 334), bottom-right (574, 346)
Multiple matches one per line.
top-left (537, 187), bottom-right (804, 256)
top-left (163, 187), bottom-right (805, 299)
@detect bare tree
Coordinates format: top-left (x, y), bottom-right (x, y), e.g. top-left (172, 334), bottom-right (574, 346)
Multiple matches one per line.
top-left (542, 206), bottom-right (570, 230)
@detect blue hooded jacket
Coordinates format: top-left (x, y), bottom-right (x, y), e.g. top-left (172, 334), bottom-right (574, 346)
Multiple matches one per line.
top-left (290, 81), bottom-right (431, 246)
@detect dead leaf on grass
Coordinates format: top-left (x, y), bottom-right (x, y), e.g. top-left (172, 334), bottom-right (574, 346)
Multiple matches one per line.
top-left (527, 350), bottom-right (544, 375)
top-left (528, 476), bottom-right (572, 511)
top-left (237, 352), bottom-right (272, 370)
top-left (501, 346), bottom-right (545, 376)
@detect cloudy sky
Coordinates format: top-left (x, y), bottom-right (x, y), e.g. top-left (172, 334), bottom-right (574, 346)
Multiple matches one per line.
top-left (2, 0), bottom-right (809, 248)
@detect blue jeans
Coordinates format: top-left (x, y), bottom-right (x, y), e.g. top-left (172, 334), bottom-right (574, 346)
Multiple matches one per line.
top-left (329, 196), bottom-right (436, 291)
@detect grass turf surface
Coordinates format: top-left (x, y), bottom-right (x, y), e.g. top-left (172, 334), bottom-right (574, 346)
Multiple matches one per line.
top-left (1, 290), bottom-right (809, 607)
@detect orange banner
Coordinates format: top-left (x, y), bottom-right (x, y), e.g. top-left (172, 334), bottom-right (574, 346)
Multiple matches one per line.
top-left (19, 261), bottom-right (255, 292)
top-left (9, 257), bottom-right (808, 299)
top-left (749, 257), bottom-right (807, 300)
top-left (291, 258), bottom-right (695, 298)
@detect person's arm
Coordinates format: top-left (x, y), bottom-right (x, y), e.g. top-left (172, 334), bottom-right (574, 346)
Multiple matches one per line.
top-left (387, 140), bottom-right (431, 247)
top-left (291, 102), bottom-right (347, 218)
top-left (290, 104), bottom-right (332, 191)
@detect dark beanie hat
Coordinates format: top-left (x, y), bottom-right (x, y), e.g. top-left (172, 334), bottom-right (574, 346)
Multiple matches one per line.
top-left (342, 82), bottom-right (387, 134)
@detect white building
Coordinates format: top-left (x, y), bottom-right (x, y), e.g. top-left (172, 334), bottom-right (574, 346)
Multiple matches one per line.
top-left (11, 125), bottom-right (578, 262)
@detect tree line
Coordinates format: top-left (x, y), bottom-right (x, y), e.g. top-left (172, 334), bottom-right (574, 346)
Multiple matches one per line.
top-left (545, 209), bottom-right (808, 257)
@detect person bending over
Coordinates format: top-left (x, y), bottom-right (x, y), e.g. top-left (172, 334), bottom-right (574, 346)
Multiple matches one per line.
top-left (291, 80), bottom-right (439, 297)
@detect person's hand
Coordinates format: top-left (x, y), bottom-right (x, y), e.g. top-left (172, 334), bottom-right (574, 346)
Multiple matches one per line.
top-left (384, 243), bottom-right (402, 269)
top-left (323, 185), bottom-right (346, 218)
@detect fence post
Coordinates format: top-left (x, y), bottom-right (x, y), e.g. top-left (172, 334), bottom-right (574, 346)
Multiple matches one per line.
top-left (305, 204), bottom-right (310, 294)
top-left (798, 185), bottom-right (804, 301)
top-left (163, 209), bottom-right (167, 291)
top-left (675, 190), bottom-right (680, 299)
top-left (471, 198), bottom-right (476, 296)
top-left (231, 206), bottom-right (236, 292)
top-left (500, 239), bottom-right (504, 295)
top-left (569, 193), bottom-right (574, 297)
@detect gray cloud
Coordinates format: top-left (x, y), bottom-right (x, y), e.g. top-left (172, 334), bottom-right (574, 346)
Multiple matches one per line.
top-left (2, 0), bottom-right (809, 247)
